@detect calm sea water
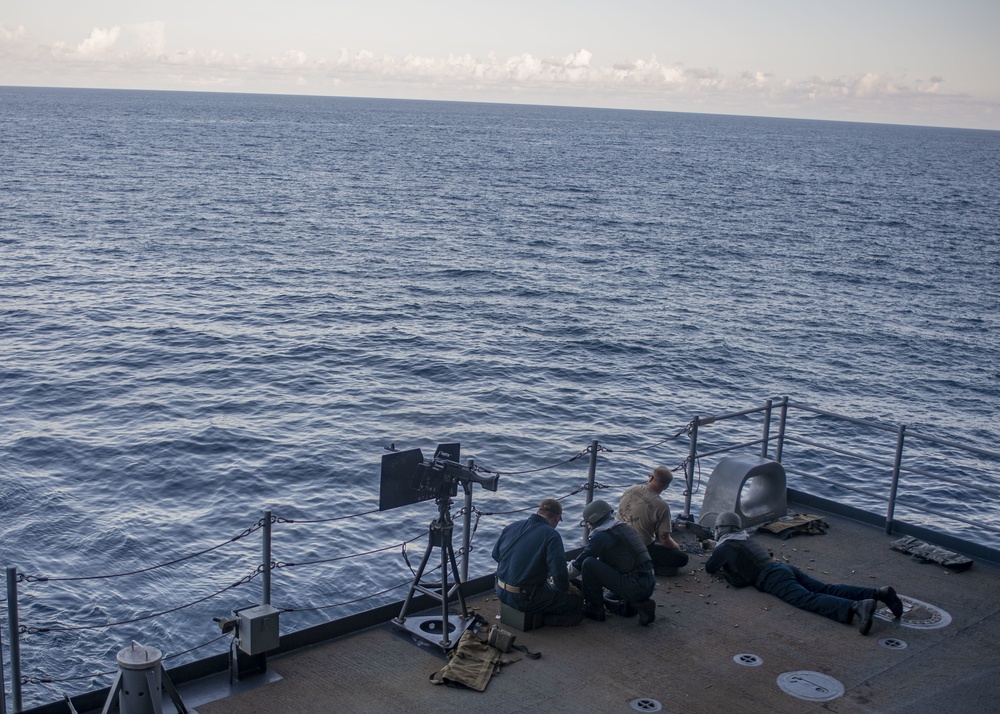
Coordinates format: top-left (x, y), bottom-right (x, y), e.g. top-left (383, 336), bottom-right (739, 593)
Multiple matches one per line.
top-left (2, 87), bottom-right (999, 706)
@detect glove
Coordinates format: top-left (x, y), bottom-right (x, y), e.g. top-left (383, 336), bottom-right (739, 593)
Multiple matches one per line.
top-left (567, 562), bottom-right (581, 579)
top-left (702, 539), bottom-right (717, 550)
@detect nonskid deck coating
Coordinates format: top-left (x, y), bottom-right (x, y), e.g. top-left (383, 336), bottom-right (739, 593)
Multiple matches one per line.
top-left (188, 509), bottom-right (1000, 714)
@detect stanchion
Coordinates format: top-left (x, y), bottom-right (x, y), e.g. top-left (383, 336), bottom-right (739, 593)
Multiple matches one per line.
top-left (262, 509), bottom-right (272, 606)
top-left (1, 607), bottom-right (6, 714)
top-left (583, 439), bottom-right (598, 546)
top-left (6, 567), bottom-right (20, 714)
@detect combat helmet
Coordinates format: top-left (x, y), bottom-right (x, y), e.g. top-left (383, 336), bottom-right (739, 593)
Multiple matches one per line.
top-left (714, 511), bottom-right (742, 535)
top-left (581, 499), bottom-right (614, 527)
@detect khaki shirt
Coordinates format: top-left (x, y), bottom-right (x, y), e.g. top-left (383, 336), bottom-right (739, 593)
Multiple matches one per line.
top-left (617, 483), bottom-right (671, 546)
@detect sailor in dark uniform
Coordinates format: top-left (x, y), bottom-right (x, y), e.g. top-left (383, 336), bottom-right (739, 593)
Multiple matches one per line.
top-left (572, 500), bottom-right (658, 625)
top-left (492, 498), bottom-right (584, 624)
top-left (705, 511), bottom-right (904, 635)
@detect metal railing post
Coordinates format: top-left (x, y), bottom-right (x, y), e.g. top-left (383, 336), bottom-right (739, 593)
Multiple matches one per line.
top-left (886, 424), bottom-right (906, 535)
top-left (583, 440), bottom-right (598, 546)
top-left (1, 593), bottom-right (6, 714)
top-left (761, 399), bottom-right (773, 459)
top-left (6, 567), bottom-right (21, 714)
top-left (775, 397), bottom-right (789, 463)
top-left (684, 417), bottom-right (699, 518)
top-left (262, 510), bottom-right (272, 606)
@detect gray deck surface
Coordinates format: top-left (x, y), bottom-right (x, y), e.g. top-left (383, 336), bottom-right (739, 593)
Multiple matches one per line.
top-left (190, 511), bottom-right (1000, 714)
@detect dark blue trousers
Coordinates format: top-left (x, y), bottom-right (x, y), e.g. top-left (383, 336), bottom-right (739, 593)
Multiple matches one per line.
top-left (757, 562), bottom-right (877, 623)
top-left (580, 558), bottom-right (655, 608)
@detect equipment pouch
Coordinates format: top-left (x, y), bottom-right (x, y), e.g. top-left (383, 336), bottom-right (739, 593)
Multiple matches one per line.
top-left (484, 624), bottom-right (541, 659)
top-left (487, 625), bottom-right (517, 653)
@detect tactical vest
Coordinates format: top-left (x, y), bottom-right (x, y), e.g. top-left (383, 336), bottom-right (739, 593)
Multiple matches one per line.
top-left (602, 523), bottom-right (654, 574)
top-left (724, 538), bottom-right (774, 588)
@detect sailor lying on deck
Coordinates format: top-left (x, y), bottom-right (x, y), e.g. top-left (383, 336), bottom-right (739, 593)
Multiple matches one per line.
top-left (704, 511), bottom-right (904, 635)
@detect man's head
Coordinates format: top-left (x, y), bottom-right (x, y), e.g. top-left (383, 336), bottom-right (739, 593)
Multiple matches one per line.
top-left (714, 511), bottom-right (742, 539)
top-left (580, 499), bottom-right (614, 529)
top-left (648, 466), bottom-right (673, 492)
top-left (537, 498), bottom-right (563, 525)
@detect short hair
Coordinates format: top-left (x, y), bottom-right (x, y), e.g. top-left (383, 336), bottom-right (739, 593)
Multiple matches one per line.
top-left (651, 466), bottom-right (673, 487)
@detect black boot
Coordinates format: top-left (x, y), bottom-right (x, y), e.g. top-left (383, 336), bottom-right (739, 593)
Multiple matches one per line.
top-left (636, 599), bottom-right (656, 626)
top-left (604, 595), bottom-right (636, 617)
top-left (583, 604), bottom-right (606, 622)
top-left (876, 586), bottom-right (904, 618)
top-left (851, 599), bottom-right (876, 635)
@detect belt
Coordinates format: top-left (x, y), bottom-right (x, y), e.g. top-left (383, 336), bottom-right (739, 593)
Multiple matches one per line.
top-left (496, 577), bottom-right (521, 594)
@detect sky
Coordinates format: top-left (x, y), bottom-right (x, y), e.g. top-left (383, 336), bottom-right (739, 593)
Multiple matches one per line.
top-left (2, 1), bottom-right (999, 130)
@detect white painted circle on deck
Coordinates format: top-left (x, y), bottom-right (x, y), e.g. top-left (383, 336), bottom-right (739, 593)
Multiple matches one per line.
top-left (776, 671), bottom-right (844, 702)
top-left (883, 595), bottom-right (952, 630)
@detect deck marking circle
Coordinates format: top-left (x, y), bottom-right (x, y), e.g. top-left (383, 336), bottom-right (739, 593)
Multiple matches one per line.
top-left (733, 653), bottom-right (763, 667)
top-left (878, 637), bottom-right (908, 650)
top-left (628, 697), bottom-right (662, 712)
top-left (418, 618), bottom-right (458, 635)
top-left (776, 671), bottom-right (844, 702)
top-left (879, 595), bottom-right (952, 630)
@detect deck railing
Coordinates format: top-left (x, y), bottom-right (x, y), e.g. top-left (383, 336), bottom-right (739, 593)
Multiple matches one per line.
top-left (4, 397), bottom-right (999, 713)
top-left (671, 397), bottom-right (1000, 548)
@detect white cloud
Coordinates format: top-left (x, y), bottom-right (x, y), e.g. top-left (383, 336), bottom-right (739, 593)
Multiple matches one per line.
top-left (855, 72), bottom-right (885, 97)
top-left (504, 53), bottom-right (543, 82)
top-left (742, 71), bottom-right (771, 88)
top-left (562, 48), bottom-right (592, 69)
top-left (76, 26), bottom-right (121, 57)
top-left (794, 72), bottom-right (941, 103)
top-left (0, 19), bottom-right (995, 129)
top-left (1, 23), bottom-right (28, 43)
top-left (270, 50), bottom-right (308, 68)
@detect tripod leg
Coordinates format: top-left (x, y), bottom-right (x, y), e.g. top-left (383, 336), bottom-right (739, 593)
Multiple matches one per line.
top-left (445, 537), bottom-right (469, 617)
top-left (396, 534), bottom-right (436, 623)
top-left (439, 527), bottom-right (451, 648)
top-left (436, 515), bottom-right (471, 647)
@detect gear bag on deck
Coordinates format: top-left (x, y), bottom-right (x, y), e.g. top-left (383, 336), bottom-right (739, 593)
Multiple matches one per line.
top-left (429, 623), bottom-right (540, 692)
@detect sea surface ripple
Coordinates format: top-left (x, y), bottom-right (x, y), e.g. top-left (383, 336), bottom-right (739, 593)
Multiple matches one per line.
top-left (1, 87), bottom-right (998, 707)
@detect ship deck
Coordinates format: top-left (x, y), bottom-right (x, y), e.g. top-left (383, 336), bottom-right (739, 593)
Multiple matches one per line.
top-left (175, 503), bottom-right (1000, 714)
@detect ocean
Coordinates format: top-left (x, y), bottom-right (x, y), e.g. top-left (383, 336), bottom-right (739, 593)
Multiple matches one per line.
top-left (1, 86), bottom-right (998, 707)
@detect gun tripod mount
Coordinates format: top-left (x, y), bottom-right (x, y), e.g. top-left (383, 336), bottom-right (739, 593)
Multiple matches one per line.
top-left (393, 491), bottom-right (472, 649)
top-left (379, 442), bottom-right (499, 650)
